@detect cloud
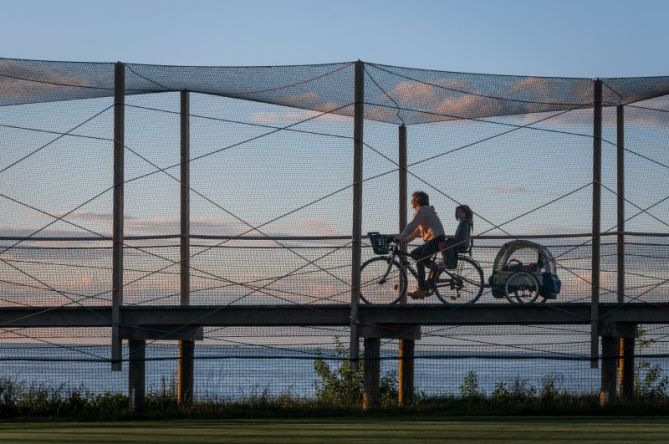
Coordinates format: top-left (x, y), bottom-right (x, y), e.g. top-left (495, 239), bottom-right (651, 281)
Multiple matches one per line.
top-left (125, 215), bottom-right (243, 235)
top-left (250, 102), bottom-right (348, 123)
top-left (392, 81), bottom-right (437, 103)
top-left (430, 94), bottom-right (526, 120)
top-left (281, 91), bottom-right (321, 107)
top-left (364, 106), bottom-right (400, 122)
top-left (497, 186), bottom-right (529, 194)
top-left (0, 60), bottom-right (111, 104)
top-left (508, 76), bottom-right (561, 101)
top-left (389, 79), bottom-right (475, 105)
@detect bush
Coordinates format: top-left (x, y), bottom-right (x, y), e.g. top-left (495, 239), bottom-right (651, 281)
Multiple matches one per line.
top-left (459, 370), bottom-right (481, 399)
top-left (634, 325), bottom-right (669, 398)
top-left (313, 339), bottom-right (397, 408)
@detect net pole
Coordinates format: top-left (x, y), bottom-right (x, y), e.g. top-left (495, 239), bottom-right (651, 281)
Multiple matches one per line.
top-left (615, 104), bottom-right (626, 396)
top-left (349, 60), bottom-right (365, 370)
top-left (591, 79), bottom-right (603, 368)
top-left (178, 90), bottom-right (194, 404)
top-left (397, 124), bottom-right (414, 405)
top-left (616, 105), bottom-right (625, 305)
top-left (112, 62), bottom-right (125, 372)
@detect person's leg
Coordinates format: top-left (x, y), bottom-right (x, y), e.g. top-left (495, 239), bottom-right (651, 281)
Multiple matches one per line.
top-left (411, 238), bottom-right (441, 291)
top-left (410, 244), bottom-right (429, 291)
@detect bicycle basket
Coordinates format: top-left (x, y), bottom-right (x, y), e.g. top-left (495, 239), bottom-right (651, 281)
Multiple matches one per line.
top-left (368, 232), bottom-right (393, 255)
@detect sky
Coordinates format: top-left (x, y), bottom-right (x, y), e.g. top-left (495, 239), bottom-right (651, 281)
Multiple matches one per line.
top-left (1, 0), bottom-right (668, 309)
top-left (1, 0), bottom-right (669, 371)
top-left (2, 0), bottom-right (669, 77)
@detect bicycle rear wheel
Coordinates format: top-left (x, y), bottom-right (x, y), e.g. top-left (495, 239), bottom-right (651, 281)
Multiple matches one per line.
top-left (359, 257), bottom-right (406, 304)
top-left (433, 256), bottom-right (484, 304)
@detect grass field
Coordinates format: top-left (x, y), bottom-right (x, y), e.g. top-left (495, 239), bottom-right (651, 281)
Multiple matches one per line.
top-left (1, 417), bottom-right (669, 443)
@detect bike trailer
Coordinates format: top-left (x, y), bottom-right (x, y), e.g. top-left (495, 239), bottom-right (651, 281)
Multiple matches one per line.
top-left (489, 240), bottom-right (561, 300)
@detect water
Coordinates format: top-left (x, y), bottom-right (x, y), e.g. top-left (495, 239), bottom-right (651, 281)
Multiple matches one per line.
top-left (3, 344), bottom-right (664, 399)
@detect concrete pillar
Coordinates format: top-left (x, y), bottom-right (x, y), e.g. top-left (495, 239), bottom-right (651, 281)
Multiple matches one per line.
top-left (178, 339), bottom-right (194, 404)
top-left (398, 338), bottom-right (414, 406)
top-left (600, 336), bottom-right (618, 405)
top-left (363, 337), bottom-right (380, 410)
top-left (618, 336), bottom-right (635, 399)
top-left (128, 339), bottom-right (146, 412)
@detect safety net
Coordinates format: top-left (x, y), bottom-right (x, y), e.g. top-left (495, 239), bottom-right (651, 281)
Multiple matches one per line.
top-left (1, 57), bottom-right (668, 404)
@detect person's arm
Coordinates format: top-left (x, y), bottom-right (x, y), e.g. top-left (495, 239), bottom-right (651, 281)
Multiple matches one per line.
top-left (403, 227), bottom-right (421, 243)
top-left (395, 207), bottom-right (425, 243)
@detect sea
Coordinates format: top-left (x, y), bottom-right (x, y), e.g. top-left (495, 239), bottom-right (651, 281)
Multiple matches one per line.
top-left (3, 343), bottom-right (666, 399)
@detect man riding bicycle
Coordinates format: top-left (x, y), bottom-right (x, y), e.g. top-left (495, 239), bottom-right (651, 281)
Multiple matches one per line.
top-left (393, 191), bottom-right (445, 299)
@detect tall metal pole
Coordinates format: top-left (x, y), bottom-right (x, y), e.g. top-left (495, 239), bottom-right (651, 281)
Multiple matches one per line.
top-left (591, 79), bottom-right (603, 368)
top-left (178, 90), bottom-right (194, 404)
top-left (397, 124), bottom-right (414, 405)
top-left (616, 105), bottom-right (625, 305)
top-left (616, 104), bottom-right (627, 396)
top-left (349, 60), bottom-right (365, 369)
top-left (112, 62), bottom-right (125, 372)
top-left (398, 125), bottom-right (408, 270)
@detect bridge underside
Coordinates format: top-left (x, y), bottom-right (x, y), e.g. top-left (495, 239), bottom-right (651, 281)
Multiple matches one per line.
top-left (2, 302), bottom-right (668, 328)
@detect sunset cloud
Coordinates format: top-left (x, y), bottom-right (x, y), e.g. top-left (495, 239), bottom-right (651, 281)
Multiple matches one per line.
top-left (250, 102), bottom-right (348, 123)
top-left (497, 186), bottom-right (529, 194)
top-left (0, 60), bottom-right (111, 104)
top-left (389, 79), bottom-right (475, 105)
top-left (281, 91), bottom-right (321, 107)
top-left (392, 81), bottom-right (437, 103)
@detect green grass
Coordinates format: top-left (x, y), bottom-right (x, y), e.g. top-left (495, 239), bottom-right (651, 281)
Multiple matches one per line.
top-left (1, 417), bottom-right (669, 443)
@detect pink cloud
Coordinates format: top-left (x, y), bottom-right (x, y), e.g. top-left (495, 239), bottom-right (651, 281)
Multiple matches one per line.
top-left (497, 186), bottom-right (529, 194)
top-left (250, 102), bottom-right (348, 123)
top-left (0, 60), bottom-right (110, 102)
top-left (509, 76), bottom-right (560, 100)
top-left (392, 81), bottom-right (436, 103)
top-left (390, 79), bottom-right (475, 105)
top-left (281, 91), bottom-right (321, 107)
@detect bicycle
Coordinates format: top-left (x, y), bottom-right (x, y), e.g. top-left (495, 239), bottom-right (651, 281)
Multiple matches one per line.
top-left (359, 232), bottom-right (485, 304)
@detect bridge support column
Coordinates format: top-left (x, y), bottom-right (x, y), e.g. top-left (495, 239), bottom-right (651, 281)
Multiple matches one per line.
top-left (360, 324), bottom-right (420, 410)
top-left (398, 339), bottom-right (414, 406)
top-left (599, 323), bottom-right (636, 405)
top-left (600, 335), bottom-right (618, 405)
top-left (128, 339), bottom-right (146, 412)
top-left (618, 336), bottom-right (635, 399)
top-left (363, 337), bottom-right (380, 410)
top-left (123, 326), bottom-right (203, 412)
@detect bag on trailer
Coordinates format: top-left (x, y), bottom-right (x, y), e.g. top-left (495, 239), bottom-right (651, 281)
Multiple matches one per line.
top-left (439, 238), bottom-right (459, 269)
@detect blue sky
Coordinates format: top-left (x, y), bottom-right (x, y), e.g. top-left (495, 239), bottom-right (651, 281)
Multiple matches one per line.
top-left (1, 0), bottom-right (668, 309)
top-left (2, 0), bottom-right (669, 77)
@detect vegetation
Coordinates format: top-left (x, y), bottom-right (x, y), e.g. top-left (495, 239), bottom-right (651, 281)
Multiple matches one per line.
top-left (636, 325), bottom-right (669, 398)
top-left (2, 333), bottom-right (669, 420)
top-left (313, 339), bottom-right (397, 407)
top-left (2, 374), bottom-right (669, 421)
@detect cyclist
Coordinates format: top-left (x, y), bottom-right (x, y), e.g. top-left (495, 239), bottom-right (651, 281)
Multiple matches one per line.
top-left (394, 191), bottom-right (446, 299)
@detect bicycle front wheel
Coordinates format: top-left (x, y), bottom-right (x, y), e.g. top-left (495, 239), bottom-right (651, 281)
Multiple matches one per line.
top-left (359, 257), bottom-right (406, 304)
top-left (433, 256), bottom-right (484, 304)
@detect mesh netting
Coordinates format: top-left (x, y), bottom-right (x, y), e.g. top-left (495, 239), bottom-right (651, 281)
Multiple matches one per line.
top-left (1, 58), bottom-right (668, 401)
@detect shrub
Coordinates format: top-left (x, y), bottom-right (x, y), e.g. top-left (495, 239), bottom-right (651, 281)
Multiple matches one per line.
top-left (459, 370), bottom-right (481, 399)
top-left (313, 339), bottom-right (397, 407)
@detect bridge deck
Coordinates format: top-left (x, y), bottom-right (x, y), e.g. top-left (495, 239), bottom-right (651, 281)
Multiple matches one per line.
top-left (2, 303), bottom-right (669, 328)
